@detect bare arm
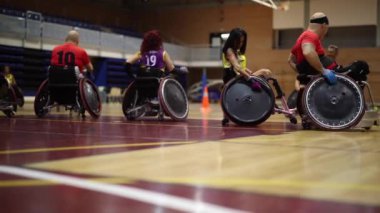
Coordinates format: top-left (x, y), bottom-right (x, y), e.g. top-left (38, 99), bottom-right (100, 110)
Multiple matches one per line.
top-left (126, 52), bottom-right (142, 64)
top-left (85, 62), bottom-right (94, 73)
top-left (163, 51), bottom-right (175, 72)
top-left (288, 53), bottom-right (297, 72)
top-left (225, 48), bottom-right (251, 78)
top-left (252, 68), bottom-right (271, 78)
top-left (302, 43), bottom-right (324, 73)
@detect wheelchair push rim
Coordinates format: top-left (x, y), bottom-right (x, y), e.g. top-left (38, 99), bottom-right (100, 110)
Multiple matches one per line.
top-left (1, 87), bottom-right (17, 117)
top-left (34, 79), bottom-right (50, 118)
top-left (221, 76), bottom-right (275, 126)
top-left (302, 74), bottom-right (365, 130)
top-left (158, 78), bottom-right (189, 121)
top-left (79, 79), bottom-right (102, 119)
top-left (122, 81), bottom-right (140, 120)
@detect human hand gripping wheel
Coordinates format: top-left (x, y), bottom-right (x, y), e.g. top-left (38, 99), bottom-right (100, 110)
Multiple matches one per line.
top-left (178, 66), bottom-right (189, 74)
top-left (322, 68), bottom-right (337, 85)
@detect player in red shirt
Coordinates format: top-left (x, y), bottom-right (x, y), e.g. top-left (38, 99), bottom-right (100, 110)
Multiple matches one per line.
top-left (288, 12), bottom-right (336, 86)
top-left (288, 12), bottom-right (337, 117)
top-left (51, 30), bottom-right (93, 75)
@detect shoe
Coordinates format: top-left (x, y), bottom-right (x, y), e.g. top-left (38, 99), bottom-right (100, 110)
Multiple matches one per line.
top-left (149, 98), bottom-right (159, 106)
top-left (250, 80), bottom-right (262, 91)
top-left (222, 118), bottom-right (229, 126)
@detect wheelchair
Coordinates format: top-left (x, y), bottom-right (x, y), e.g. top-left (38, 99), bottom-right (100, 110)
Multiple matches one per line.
top-left (221, 75), bottom-right (297, 126)
top-left (0, 75), bottom-right (17, 117)
top-left (34, 66), bottom-right (102, 118)
top-left (301, 72), bottom-right (378, 130)
top-left (122, 68), bottom-right (189, 121)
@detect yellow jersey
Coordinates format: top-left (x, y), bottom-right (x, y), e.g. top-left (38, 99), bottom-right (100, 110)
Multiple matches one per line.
top-left (4, 73), bottom-right (16, 86)
top-left (222, 50), bottom-right (247, 72)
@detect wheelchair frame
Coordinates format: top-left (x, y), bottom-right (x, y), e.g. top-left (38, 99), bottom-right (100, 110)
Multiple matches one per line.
top-left (0, 77), bottom-right (17, 117)
top-left (122, 75), bottom-right (189, 121)
top-left (34, 66), bottom-right (101, 119)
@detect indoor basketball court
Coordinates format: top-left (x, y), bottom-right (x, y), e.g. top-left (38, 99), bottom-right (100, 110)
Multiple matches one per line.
top-left (1, 0), bottom-right (380, 212)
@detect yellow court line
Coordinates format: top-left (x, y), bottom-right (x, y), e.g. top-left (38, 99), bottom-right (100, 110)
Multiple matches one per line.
top-left (155, 177), bottom-right (380, 193)
top-left (0, 141), bottom-right (196, 155)
top-left (0, 177), bottom-right (134, 187)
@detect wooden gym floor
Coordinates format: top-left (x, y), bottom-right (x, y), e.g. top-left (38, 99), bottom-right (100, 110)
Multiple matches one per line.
top-left (0, 102), bottom-right (379, 213)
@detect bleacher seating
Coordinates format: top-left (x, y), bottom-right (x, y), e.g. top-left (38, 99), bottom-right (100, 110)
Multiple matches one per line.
top-left (0, 45), bottom-right (50, 95)
top-left (105, 58), bottom-right (131, 89)
top-left (0, 7), bottom-right (187, 97)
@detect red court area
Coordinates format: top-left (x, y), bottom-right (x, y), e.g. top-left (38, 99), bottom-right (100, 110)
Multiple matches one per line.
top-left (1, 111), bottom-right (379, 213)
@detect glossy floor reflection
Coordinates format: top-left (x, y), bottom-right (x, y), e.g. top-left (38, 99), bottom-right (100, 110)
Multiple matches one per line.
top-left (0, 102), bottom-right (379, 213)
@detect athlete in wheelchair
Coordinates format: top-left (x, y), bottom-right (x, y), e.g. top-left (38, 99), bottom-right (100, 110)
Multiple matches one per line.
top-left (288, 12), bottom-right (375, 130)
top-left (220, 28), bottom-right (297, 126)
top-left (34, 30), bottom-right (101, 118)
top-left (0, 65), bottom-right (17, 117)
top-left (122, 30), bottom-right (188, 121)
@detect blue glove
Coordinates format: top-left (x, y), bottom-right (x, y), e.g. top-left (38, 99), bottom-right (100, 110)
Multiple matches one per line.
top-left (322, 68), bottom-right (337, 85)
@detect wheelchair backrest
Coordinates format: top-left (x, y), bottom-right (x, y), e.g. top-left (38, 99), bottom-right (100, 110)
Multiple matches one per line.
top-left (137, 67), bottom-right (164, 78)
top-left (134, 68), bottom-right (163, 98)
top-left (47, 66), bottom-right (78, 105)
top-left (341, 60), bottom-right (370, 82)
top-left (48, 66), bottom-right (78, 86)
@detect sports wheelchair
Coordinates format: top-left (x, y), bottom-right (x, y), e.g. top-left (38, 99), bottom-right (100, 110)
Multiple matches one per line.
top-left (300, 62), bottom-right (378, 130)
top-left (34, 66), bottom-right (101, 118)
top-left (221, 76), bottom-right (297, 126)
top-left (122, 68), bottom-right (189, 121)
top-left (0, 74), bottom-right (17, 117)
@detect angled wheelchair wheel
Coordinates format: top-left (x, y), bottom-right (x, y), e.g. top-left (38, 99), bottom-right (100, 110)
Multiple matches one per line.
top-left (79, 79), bottom-right (101, 119)
top-left (1, 87), bottom-right (17, 117)
top-left (221, 76), bottom-right (275, 126)
top-left (14, 86), bottom-right (24, 107)
top-left (122, 81), bottom-right (139, 120)
top-left (287, 89), bottom-right (298, 109)
top-left (158, 78), bottom-right (189, 121)
top-left (34, 80), bottom-right (50, 118)
top-left (302, 74), bottom-right (365, 130)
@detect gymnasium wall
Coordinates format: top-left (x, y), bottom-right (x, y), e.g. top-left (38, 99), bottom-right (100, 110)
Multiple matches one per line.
top-left (132, 2), bottom-right (380, 101)
top-left (1, 0), bottom-right (379, 101)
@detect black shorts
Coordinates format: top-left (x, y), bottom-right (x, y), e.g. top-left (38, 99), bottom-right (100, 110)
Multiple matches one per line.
top-left (296, 55), bottom-right (336, 85)
top-left (223, 68), bottom-right (237, 84)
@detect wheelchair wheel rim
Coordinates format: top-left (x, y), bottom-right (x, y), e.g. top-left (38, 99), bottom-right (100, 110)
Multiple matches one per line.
top-left (158, 78), bottom-right (189, 121)
top-left (34, 80), bottom-right (50, 117)
top-left (221, 76), bottom-right (274, 125)
top-left (80, 79), bottom-right (101, 118)
top-left (303, 74), bottom-right (365, 130)
top-left (122, 81), bottom-right (138, 119)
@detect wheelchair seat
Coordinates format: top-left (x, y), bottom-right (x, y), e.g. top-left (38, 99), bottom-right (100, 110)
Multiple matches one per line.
top-left (34, 65), bottom-right (101, 118)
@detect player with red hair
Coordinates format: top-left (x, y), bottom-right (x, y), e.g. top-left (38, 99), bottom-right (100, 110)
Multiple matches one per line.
top-left (126, 30), bottom-right (184, 75)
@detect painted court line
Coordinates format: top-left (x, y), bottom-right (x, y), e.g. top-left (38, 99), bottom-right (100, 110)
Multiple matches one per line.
top-left (0, 166), bottom-right (247, 213)
top-left (0, 141), bottom-right (195, 155)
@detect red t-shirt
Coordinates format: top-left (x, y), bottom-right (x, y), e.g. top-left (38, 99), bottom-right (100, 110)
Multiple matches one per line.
top-left (291, 30), bottom-right (325, 64)
top-left (51, 43), bottom-right (90, 72)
